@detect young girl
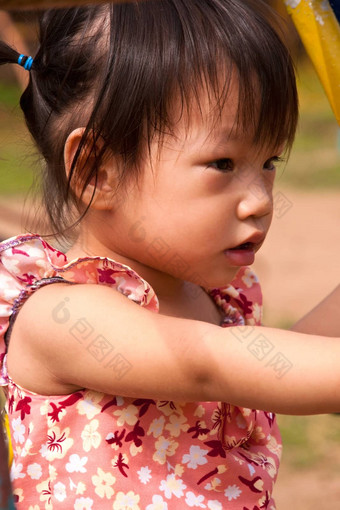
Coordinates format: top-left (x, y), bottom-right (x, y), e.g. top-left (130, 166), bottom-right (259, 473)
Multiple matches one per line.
top-left (0, 1), bottom-right (339, 508)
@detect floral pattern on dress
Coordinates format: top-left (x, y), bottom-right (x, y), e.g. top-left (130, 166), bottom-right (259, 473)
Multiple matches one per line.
top-left (0, 234), bottom-right (280, 509)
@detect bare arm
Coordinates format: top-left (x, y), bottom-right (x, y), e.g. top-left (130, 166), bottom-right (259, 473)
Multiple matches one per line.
top-left (7, 282), bottom-right (340, 415)
top-left (291, 284), bottom-right (340, 337)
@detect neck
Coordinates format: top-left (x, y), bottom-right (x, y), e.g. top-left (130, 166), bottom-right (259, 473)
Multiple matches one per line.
top-left (67, 227), bottom-right (223, 325)
top-left (66, 229), bottom-right (187, 301)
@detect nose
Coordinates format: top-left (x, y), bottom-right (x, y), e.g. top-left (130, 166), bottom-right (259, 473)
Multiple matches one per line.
top-left (236, 176), bottom-right (273, 221)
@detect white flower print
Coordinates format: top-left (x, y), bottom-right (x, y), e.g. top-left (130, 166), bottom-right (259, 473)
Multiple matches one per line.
top-left (267, 434), bottom-right (282, 458)
top-left (66, 453), bottom-right (88, 473)
top-left (147, 416), bottom-right (165, 438)
top-left (40, 426), bottom-right (74, 461)
top-left (185, 491), bottom-right (206, 507)
top-left (165, 414), bottom-right (188, 437)
top-left (204, 478), bottom-right (221, 492)
top-left (116, 396), bottom-right (125, 406)
top-left (241, 268), bottom-right (258, 288)
top-left (77, 391), bottom-right (102, 419)
top-left (76, 482), bottom-right (86, 495)
top-left (159, 474), bottom-right (187, 499)
top-left (248, 464), bottom-right (256, 476)
top-left (113, 405), bottom-right (139, 426)
top-left (12, 488), bottom-right (23, 504)
top-left (12, 417), bottom-right (25, 444)
top-left (20, 438), bottom-right (33, 457)
top-left (224, 484), bottom-right (242, 501)
top-left (36, 478), bottom-right (52, 509)
top-left (74, 497), bottom-right (93, 510)
top-left (113, 490), bottom-right (140, 510)
top-left (207, 501), bottom-right (222, 510)
top-left (27, 463), bottom-right (42, 480)
top-left (153, 436), bottom-right (179, 465)
top-left (252, 302), bottom-right (262, 323)
top-left (129, 443), bottom-right (142, 457)
top-left (193, 405), bottom-right (205, 417)
top-left (92, 467), bottom-right (116, 499)
top-left (81, 419), bottom-right (101, 452)
top-left (146, 495), bottom-right (168, 510)
top-left (28, 506), bottom-right (40, 510)
top-left (48, 465), bottom-right (57, 482)
top-left (182, 445), bottom-right (209, 469)
top-left (10, 460), bottom-right (25, 480)
top-left (156, 401), bottom-right (184, 417)
top-left (137, 466), bottom-right (152, 484)
top-left (54, 482), bottom-right (67, 502)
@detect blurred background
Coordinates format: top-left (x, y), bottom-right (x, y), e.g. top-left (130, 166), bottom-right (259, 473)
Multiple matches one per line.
top-left (0, 1), bottom-right (339, 508)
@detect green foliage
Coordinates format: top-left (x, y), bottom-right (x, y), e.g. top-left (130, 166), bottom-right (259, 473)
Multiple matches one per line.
top-left (278, 414), bottom-right (340, 470)
top-left (0, 59), bottom-right (339, 198)
top-left (0, 82), bottom-right (21, 109)
top-left (280, 61), bottom-right (340, 190)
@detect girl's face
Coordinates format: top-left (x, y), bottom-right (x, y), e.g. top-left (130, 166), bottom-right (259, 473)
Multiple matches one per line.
top-left (83, 82), bottom-right (283, 291)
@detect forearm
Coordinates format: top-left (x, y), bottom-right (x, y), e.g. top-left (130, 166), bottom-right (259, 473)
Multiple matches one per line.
top-left (15, 283), bottom-right (340, 416)
top-left (291, 284), bottom-right (340, 336)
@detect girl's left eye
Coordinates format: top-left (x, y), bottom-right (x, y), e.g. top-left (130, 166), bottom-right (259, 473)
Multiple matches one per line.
top-left (209, 158), bottom-right (234, 172)
top-left (264, 156), bottom-right (284, 171)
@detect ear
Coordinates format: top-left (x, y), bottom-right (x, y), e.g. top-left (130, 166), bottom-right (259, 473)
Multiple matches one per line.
top-left (64, 128), bottom-right (117, 211)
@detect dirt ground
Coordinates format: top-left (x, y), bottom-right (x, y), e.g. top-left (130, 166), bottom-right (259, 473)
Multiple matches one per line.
top-left (253, 188), bottom-right (340, 327)
top-left (0, 188), bottom-right (340, 508)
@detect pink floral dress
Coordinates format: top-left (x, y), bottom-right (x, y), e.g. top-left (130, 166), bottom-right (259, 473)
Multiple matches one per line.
top-left (0, 234), bottom-right (281, 510)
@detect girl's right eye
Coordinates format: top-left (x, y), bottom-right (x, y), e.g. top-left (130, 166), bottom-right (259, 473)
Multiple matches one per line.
top-left (209, 158), bottom-right (234, 172)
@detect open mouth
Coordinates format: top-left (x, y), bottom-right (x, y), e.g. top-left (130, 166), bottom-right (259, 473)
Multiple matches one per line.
top-left (230, 242), bottom-right (254, 251)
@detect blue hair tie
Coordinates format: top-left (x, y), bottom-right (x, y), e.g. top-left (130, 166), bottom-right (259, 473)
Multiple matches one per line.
top-left (18, 54), bottom-right (34, 71)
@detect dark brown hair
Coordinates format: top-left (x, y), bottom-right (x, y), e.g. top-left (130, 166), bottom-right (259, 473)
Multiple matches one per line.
top-left (0, 0), bottom-right (298, 238)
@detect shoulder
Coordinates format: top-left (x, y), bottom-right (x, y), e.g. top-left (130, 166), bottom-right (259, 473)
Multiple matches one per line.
top-left (1, 233), bottom-right (158, 393)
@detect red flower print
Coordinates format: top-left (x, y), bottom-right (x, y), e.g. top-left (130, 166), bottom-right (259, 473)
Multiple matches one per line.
top-left (11, 247), bottom-right (29, 257)
top-left (47, 430), bottom-right (66, 453)
top-left (204, 440), bottom-right (226, 458)
top-left (8, 395), bottom-right (15, 414)
top-left (211, 405), bottom-right (225, 432)
top-left (48, 392), bottom-right (83, 423)
top-left (101, 397), bottom-right (118, 412)
top-left (113, 452), bottom-right (129, 477)
top-left (197, 467), bottom-right (219, 486)
top-left (260, 491), bottom-right (271, 509)
top-left (264, 412), bottom-right (275, 428)
top-left (234, 293), bottom-right (253, 316)
top-left (18, 273), bottom-right (36, 285)
top-left (15, 396), bottom-right (31, 420)
top-left (125, 420), bottom-right (145, 447)
top-left (159, 401), bottom-right (177, 410)
top-left (132, 398), bottom-right (156, 417)
top-left (239, 475), bottom-right (263, 493)
top-left (106, 429), bottom-right (126, 448)
top-left (187, 420), bottom-right (210, 439)
top-left (97, 268), bottom-right (116, 284)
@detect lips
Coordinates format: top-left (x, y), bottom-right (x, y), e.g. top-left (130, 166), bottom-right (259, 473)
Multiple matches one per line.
top-left (230, 241), bottom-right (255, 251)
top-left (224, 232), bottom-right (266, 266)
top-left (229, 232), bottom-right (266, 251)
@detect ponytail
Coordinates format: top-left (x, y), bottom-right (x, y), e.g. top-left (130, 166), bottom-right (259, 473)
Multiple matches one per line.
top-left (0, 41), bottom-right (34, 71)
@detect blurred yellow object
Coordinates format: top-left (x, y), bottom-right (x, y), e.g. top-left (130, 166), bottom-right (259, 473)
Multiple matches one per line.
top-left (284, 0), bottom-right (340, 126)
top-left (1, 388), bottom-right (13, 468)
top-left (3, 412), bottom-right (13, 468)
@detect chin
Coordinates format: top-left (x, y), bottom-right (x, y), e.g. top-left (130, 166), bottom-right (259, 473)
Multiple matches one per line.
top-left (191, 268), bottom-right (241, 290)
